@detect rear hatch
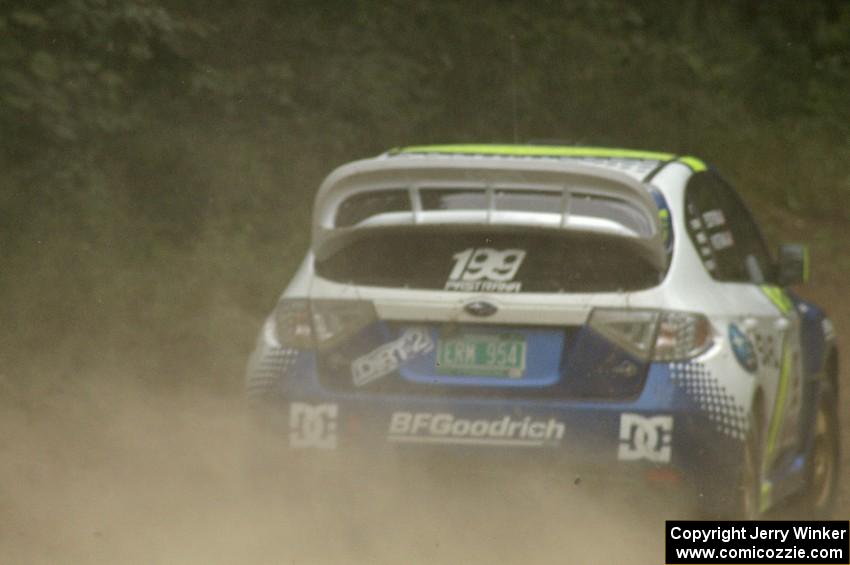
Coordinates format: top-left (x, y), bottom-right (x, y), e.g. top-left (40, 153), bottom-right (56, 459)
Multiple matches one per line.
top-left (292, 156), bottom-right (678, 401)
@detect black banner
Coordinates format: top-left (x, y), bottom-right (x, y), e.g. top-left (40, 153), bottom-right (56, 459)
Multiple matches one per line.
top-left (666, 521), bottom-right (849, 564)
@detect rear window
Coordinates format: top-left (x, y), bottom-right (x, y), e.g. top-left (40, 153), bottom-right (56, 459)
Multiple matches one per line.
top-left (315, 227), bottom-right (662, 293)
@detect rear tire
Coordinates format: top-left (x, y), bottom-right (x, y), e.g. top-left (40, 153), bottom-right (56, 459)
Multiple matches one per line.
top-left (801, 382), bottom-right (840, 518)
top-left (736, 405), bottom-right (763, 520)
top-left (700, 402), bottom-right (763, 519)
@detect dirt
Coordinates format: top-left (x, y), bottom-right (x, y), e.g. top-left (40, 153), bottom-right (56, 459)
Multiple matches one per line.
top-left (0, 377), bottom-right (686, 564)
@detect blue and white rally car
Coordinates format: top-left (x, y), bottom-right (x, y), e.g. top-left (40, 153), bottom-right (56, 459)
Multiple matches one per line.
top-left (246, 144), bottom-right (840, 517)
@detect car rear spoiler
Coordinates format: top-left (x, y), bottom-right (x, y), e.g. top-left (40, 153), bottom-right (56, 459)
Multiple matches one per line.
top-left (312, 155), bottom-right (667, 270)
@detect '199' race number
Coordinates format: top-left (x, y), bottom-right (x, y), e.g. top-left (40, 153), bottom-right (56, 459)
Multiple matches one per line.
top-left (445, 248), bottom-right (526, 292)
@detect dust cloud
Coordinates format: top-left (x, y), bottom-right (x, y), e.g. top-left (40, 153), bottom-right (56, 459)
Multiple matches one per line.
top-left (0, 375), bottom-right (678, 564)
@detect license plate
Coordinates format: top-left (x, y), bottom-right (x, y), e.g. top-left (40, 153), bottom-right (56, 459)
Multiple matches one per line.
top-left (436, 332), bottom-right (526, 378)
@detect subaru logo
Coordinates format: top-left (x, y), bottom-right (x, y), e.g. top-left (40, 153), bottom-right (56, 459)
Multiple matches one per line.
top-left (728, 323), bottom-right (758, 373)
top-left (464, 301), bottom-right (498, 317)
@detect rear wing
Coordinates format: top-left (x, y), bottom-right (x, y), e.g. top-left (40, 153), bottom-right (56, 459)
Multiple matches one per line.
top-left (312, 155), bottom-right (667, 270)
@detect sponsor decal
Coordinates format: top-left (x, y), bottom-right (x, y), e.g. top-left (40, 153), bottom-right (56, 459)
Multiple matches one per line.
top-left (445, 248), bottom-right (526, 292)
top-left (289, 402), bottom-right (338, 449)
top-left (702, 209), bottom-right (726, 229)
top-left (388, 412), bottom-right (564, 447)
top-left (710, 230), bottom-right (734, 250)
top-left (729, 323), bottom-right (758, 373)
top-left (618, 413), bottom-right (673, 463)
top-left (351, 327), bottom-right (433, 387)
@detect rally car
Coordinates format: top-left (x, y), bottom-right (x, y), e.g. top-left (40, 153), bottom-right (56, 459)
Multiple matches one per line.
top-left (245, 144), bottom-right (840, 518)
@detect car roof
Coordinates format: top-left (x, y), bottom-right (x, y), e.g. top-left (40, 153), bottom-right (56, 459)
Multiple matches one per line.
top-left (387, 144), bottom-right (707, 182)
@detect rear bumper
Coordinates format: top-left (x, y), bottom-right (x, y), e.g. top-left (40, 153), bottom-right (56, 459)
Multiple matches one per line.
top-left (247, 345), bottom-right (748, 499)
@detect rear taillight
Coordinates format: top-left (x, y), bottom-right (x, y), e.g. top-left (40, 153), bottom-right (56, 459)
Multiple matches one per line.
top-left (588, 308), bottom-right (713, 362)
top-left (587, 309), bottom-right (659, 360)
top-left (274, 298), bottom-right (377, 350)
top-left (310, 299), bottom-right (378, 348)
top-left (652, 311), bottom-right (713, 361)
top-left (274, 299), bottom-right (313, 349)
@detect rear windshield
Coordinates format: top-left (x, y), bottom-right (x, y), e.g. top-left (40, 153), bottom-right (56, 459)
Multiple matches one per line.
top-left (315, 227), bottom-right (662, 293)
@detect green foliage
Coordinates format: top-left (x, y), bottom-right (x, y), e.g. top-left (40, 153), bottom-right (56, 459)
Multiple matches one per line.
top-left (1, 1), bottom-right (201, 154)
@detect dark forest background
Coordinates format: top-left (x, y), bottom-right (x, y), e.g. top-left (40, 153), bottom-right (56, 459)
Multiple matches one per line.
top-left (2, 0), bottom-right (849, 393)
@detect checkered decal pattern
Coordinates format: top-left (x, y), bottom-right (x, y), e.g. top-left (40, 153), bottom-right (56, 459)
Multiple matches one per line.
top-left (753, 332), bottom-right (780, 370)
top-left (246, 347), bottom-right (298, 400)
top-left (669, 362), bottom-right (749, 440)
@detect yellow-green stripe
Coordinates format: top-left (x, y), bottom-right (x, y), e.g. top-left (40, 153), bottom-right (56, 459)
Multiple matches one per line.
top-left (677, 155), bottom-right (708, 172)
top-left (760, 480), bottom-right (773, 513)
top-left (392, 145), bottom-right (711, 173)
top-left (766, 340), bottom-right (792, 462)
top-left (760, 285), bottom-right (794, 315)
